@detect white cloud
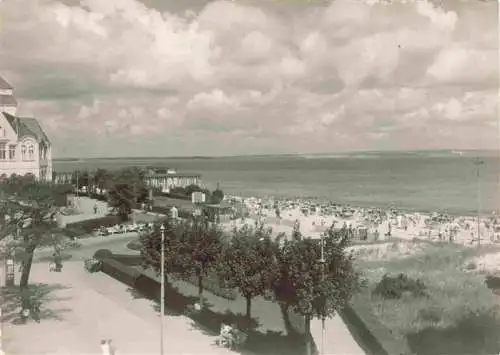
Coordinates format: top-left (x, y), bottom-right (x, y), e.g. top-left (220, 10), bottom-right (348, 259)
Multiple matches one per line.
top-left (1, 0), bottom-right (497, 157)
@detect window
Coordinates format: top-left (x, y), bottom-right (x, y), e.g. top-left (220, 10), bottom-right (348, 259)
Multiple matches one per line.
top-left (21, 144), bottom-right (27, 160)
top-left (0, 143), bottom-right (5, 160)
top-left (8, 145), bottom-right (15, 160)
top-left (28, 144), bottom-right (34, 160)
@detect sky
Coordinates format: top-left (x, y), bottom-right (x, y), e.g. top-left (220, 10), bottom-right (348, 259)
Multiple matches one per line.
top-left (0, 0), bottom-right (498, 158)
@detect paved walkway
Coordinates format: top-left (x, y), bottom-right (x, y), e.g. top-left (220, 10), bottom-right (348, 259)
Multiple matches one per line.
top-left (311, 317), bottom-right (365, 355)
top-left (1, 262), bottom-right (239, 355)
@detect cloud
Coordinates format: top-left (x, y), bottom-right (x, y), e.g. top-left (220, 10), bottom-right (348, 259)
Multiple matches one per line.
top-left (0, 0), bottom-right (497, 157)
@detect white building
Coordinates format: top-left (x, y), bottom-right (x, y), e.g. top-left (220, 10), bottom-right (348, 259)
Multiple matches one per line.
top-left (0, 76), bottom-right (53, 181)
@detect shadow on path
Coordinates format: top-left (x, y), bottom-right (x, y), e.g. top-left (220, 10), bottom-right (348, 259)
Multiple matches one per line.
top-left (1, 283), bottom-right (73, 324)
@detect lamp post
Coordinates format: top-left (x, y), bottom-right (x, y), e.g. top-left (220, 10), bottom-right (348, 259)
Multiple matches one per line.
top-left (474, 158), bottom-right (484, 247)
top-left (159, 224), bottom-right (166, 355)
top-left (318, 233), bottom-right (326, 355)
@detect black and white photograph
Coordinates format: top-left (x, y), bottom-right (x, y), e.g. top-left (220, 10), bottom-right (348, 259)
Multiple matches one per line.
top-left (0, 0), bottom-right (499, 354)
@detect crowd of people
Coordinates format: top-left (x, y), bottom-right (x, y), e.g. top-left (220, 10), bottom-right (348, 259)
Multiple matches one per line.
top-left (224, 194), bottom-right (500, 246)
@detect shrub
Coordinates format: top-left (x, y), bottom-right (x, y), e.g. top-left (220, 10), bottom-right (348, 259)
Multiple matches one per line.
top-left (126, 240), bottom-right (142, 251)
top-left (373, 273), bottom-right (427, 299)
top-left (94, 249), bottom-right (113, 260)
top-left (84, 258), bottom-right (102, 273)
top-left (66, 215), bottom-right (122, 233)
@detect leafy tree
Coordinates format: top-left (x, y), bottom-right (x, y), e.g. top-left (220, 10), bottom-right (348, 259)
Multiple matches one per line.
top-left (71, 170), bottom-right (90, 191)
top-left (139, 216), bottom-right (186, 304)
top-left (211, 188), bottom-right (224, 204)
top-left (93, 168), bottom-right (110, 193)
top-left (107, 168), bottom-right (148, 221)
top-left (218, 224), bottom-right (279, 323)
top-left (168, 218), bottom-right (223, 306)
top-left (274, 227), bottom-right (359, 355)
top-left (0, 176), bottom-right (66, 295)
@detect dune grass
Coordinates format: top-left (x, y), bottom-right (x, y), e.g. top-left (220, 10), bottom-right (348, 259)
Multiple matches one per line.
top-left (353, 242), bottom-right (500, 354)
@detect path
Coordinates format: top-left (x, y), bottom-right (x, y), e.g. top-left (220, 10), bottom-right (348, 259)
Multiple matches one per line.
top-left (2, 261), bottom-right (239, 355)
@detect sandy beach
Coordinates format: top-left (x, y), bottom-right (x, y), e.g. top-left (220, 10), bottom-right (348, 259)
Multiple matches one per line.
top-left (222, 194), bottom-right (500, 248)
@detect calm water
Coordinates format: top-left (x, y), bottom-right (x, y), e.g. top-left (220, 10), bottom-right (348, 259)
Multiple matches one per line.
top-left (54, 151), bottom-right (500, 216)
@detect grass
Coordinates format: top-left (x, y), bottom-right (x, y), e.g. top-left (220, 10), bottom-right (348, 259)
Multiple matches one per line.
top-left (352, 242), bottom-right (500, 354)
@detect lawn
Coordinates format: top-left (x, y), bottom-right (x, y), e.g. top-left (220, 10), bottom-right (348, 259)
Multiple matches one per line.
top-left (352, 241), bottom-right (500, 354)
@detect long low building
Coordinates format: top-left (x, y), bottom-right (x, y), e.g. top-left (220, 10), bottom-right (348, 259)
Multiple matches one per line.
top-left (52, 166), bottom-right (202, 191)
top-left (144, 166), bottom-right (201, 191)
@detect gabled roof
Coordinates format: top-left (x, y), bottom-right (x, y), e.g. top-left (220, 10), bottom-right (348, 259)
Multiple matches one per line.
top-left (2, 112), bottom-right (50, 144)
top-left (0, 95), bottom-right (17, 106)
top-left (0, 76), bottom-right (13, 90)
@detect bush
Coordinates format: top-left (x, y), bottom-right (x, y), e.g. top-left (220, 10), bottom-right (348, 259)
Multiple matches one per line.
top-left (84, 258), bottom-right (102, 273)
top-left (101, 259), bottom-right (141, 288)
top-left (126, 240), bottom-right (142, 251)
top-left (94, 249), bottom-right (113, 260)
top-left (66, 215), bottom-right (122, 233)
top-left (373, 273), bottom-right (427, 299)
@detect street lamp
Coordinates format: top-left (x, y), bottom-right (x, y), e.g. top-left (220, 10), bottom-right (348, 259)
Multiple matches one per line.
top-left (318, 233), bottom-right (326, 355)
top-left (474, 158), bottom-right (484, 247)
top-left (159, 224), bottom-right (166, 355)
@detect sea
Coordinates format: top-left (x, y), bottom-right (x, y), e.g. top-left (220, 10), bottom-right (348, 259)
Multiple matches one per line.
top-left (53, 150), bottom-right (500, 217)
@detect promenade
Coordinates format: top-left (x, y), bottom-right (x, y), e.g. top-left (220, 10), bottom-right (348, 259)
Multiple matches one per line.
top-left (2, 261), bottom-right (239, 355)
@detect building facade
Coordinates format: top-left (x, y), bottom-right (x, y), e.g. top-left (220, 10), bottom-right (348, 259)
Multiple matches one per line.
top-left (143, 167), bottom-right (201, 192)
top-left (0, 76), bottom-right (53, 181)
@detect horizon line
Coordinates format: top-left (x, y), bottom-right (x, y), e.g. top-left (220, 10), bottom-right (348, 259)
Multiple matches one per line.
top-left (53, 148), bottom-right (499, 161)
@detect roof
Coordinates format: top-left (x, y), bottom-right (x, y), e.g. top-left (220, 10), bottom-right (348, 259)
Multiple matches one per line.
top-left (0, 95), bottom-right (17, 106)
top-left (146, 173), bottom-right (201, 178)
top-left (2, 112), bottom-right (50, 144)
top-left (0, 76), bottom-right (12, 90)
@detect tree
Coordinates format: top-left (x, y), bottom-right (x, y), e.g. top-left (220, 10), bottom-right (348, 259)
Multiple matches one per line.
top-left (139, 216), bottom-right (187, 305)
top-left (218, 224), bottom-right (279, 324)
top-left (93, 168), bottom-right (110, 193)
top-left (107, 168), bottom-right (148, 221)
top-left (211, 188), bottom-right (224, 204)
top-left (0, 176), bottom-right (66, 296)
top-left (273, 227), bottom-right (359, 355)
top-left (170, 218), bottom-right (223, 306)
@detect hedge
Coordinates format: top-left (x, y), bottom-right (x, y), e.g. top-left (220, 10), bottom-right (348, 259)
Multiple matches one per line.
top-left (65, 215), bottom-right (122, 233)
top-left (110, 254), bottom-right (143, 266)
top-left (100, 258), bottom-right (141, 288)
top-left (339, 300), bottom-right (412, 355)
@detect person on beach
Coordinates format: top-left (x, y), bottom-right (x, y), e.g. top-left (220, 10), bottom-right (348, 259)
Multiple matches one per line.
top-left (93, 203), bottom-right (98, 215)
